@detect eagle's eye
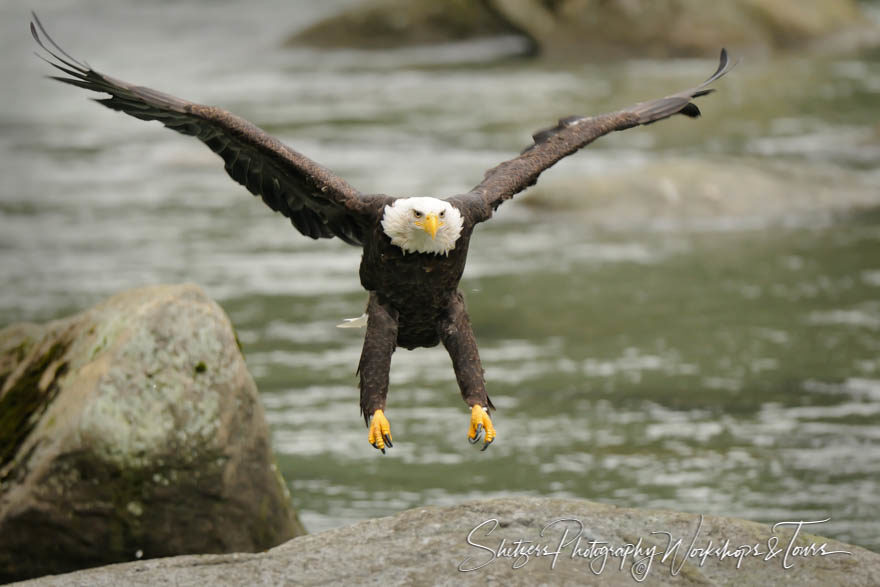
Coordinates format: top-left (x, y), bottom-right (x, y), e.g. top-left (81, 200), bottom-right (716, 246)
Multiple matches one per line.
top-left (439, 210), bottom-right (445, 218)
top-left (413, 210), bottom-right (423, 218)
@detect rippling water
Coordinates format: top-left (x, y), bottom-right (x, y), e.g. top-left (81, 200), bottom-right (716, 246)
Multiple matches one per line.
top-left (3, 1), bottom-right (879, 551)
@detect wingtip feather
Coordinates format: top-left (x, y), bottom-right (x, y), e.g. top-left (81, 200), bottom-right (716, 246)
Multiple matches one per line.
top-left (30, 11), bottom-right (89, 72)
top-left (702, 47), bottom-right (738, 88)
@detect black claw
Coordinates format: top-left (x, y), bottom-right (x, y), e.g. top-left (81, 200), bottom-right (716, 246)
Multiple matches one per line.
top-left (481, 439), bottom-right (494, 452)
top-left (469, 427), bottom-right (483, 444)
top-left (380, 447), bottom-right (386, 454)
top-left (383, 434), bottom-right (393, 448)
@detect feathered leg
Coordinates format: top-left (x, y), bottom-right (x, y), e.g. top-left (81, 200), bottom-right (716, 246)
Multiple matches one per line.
top-left (439, 291), bottom-right (496, 450)
top-left (358, 293), bottom-right (398, 453)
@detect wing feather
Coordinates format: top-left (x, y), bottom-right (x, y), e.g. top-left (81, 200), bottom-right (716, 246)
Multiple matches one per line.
top-left (32, 13), bottom-right (378, 246)
top-left (461, 49), bottom-right (736, 220)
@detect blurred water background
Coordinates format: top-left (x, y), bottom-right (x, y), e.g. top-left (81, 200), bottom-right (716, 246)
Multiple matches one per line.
top-left (2, 0), bottom-right (879, 550)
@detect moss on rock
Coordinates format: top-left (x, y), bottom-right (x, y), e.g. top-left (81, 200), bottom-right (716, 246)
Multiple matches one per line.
top-left (0, 339), bottom-right (69, 471)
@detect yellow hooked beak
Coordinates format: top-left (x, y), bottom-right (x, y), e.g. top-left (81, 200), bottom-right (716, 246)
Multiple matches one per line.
top-left (420, 212), bottom-right (441, 240)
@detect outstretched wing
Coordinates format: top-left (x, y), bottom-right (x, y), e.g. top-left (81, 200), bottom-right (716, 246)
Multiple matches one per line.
top-left (31, 13), bottom-right (379, 246)
top-left (459, 49), bottom-right (735, 221)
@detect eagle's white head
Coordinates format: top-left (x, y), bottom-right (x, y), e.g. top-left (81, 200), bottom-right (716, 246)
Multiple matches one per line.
top-left (380, 197), bottom-right (463, 255)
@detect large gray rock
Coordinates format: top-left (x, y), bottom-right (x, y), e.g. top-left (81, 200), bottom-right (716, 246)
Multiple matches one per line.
top-left (0, 284), bottom-right (304, 584)
top-left (287, 0), bottom-right (877, 57)
top-left (14, 497), bottom-right (879, 586)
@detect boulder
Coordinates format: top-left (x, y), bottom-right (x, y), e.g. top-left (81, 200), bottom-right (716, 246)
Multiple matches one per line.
top-left (286, 0), bottom-right (517, 50)
top-left (0, 284), bottom-right (304, 584)
top-left (13, 496), bottom-right (880, 586)
top-left (287, 0), bottom-right (877, 58)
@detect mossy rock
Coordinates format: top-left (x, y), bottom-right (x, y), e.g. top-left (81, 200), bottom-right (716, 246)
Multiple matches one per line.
top-left (0, 284), bottom-right (304, 583)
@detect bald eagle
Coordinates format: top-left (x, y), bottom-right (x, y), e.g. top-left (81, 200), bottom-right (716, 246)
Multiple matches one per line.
top-left (31, 14), bottom-right (734, 452)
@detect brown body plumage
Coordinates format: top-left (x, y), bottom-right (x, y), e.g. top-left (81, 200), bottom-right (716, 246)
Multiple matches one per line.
top-left (31, 13), bottom-right (734, 451)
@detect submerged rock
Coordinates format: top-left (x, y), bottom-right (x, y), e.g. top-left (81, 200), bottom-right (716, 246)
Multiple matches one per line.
top-left (14, 496), bottom-right (880, 586)
top-left (287, 0), bottom-right (876, 58)
top-left (0, 284), bottom-right (304, 584)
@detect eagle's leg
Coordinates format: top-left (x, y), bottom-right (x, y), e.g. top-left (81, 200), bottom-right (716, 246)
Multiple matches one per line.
top-left (358, 293), bottom-right (398, 453)
top-left (439, 291), bottom-right (496, 450)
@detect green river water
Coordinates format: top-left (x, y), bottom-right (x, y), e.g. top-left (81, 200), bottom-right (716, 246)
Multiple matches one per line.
top-left (2, 0), bottom-right (879, 551)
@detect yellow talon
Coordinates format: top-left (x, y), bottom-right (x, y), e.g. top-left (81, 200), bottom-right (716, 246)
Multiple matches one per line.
top-left (468, 404), bottom-right (496, 450)
top-left (368, 409), bottom-right (393, 453)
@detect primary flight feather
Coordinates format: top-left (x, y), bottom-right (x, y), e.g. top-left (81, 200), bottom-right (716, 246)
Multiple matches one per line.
top-left (31, 13), bottom-right (735, 453)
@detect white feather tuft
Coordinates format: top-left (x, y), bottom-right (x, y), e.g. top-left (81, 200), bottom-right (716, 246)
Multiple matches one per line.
top-left (337, 313), bottom-right (368, 328)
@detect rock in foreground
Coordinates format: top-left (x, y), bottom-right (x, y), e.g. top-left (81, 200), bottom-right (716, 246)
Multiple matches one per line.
top-left (16, 497), bottom-right (879, 586)
top-left (0, 284), bottom-right (304, 583)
